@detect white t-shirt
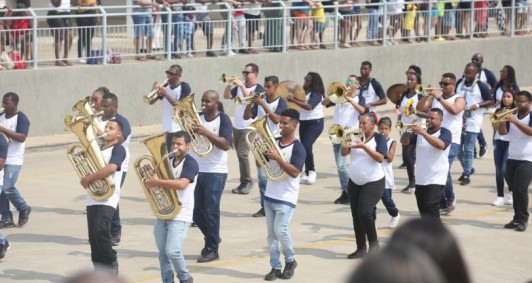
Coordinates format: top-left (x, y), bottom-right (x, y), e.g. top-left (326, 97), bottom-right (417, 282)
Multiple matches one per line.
top-left (0, 112), bottom-right (30, 166)
top-left (382, 138), bottom-right (395, 190)
top-left (251, 96), bottom-right (288, 136)
top-left (86, 144), bottom-right (126, 208)
top-left (333, 96), bottom-right (362, 128)
top-left (507, 113), bottom-right (532, 162)
top-left (231, 84), bottom-right (264, 130)
top-left (0, 134), bottom-right (7, 188)
top-left (356, 78), bottom-right (385, 113)
top-left (170, 154), bottom-right (199, 222)
top-left (243, 3), bottom-right (262, 15)
top-left (49, 0), bottom-right (70, 12)
top-left (414, 128), bottom-right (452, 186)
top-left (456, 79), bottom-right (492, 133)
top-left (348, 133), bottom-right (387, 186)
top-left (400, 92), bottom-right (426, 127)
top-left (162, 83), bottom-right (191, 133)
top-left (299, 92), bottom-right (324, 120)
top-left (431, 94), bottom-right (464, 144)
top-left (96, 114), bottom-right (131, 172)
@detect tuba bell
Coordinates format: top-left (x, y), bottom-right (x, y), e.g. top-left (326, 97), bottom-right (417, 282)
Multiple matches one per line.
top-left (246, 116), bottom-right (287, 181)
top-left (65, 115), bottom-right (115, 201)
top-left (144, 79), bottom-right (169, 105)
top-left (326, 82), bottom-right (351, 104)
top-left (172, 93), bottom-right (213, 156)
top-left (65, 96), bottom-right (104, 133)
top-left (134, 132), bottom-right (182, 220)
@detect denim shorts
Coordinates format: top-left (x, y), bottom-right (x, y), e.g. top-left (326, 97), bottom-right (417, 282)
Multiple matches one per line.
top-left (313, 21), bottom-right (325, 33)
top-left (131, 14), bottom-right (154, 37)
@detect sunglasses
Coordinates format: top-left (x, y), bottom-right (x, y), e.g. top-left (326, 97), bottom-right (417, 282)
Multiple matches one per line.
top-left (165, 71), bottom-right (179, 76)
top-left (242, 71), bottom-right (254, 76)
top-left (439, 81), bottom-right (451, 87)
top-left (345, 80), bottom-right (358, 85)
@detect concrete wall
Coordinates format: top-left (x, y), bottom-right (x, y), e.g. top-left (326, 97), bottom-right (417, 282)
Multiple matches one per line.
top-left (1, 37), bottom-right (531, 137)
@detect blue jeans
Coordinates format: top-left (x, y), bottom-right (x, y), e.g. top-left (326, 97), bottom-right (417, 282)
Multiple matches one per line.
top-left (332, 143), bottom-right (349, 193)
top-left (154, 219), bottom-right (191, 283)
top-left (299, 118), bottom-right (324, 174)
top-left (264, 199), bottom-right (295, 270)
top-left (458, 131), bottom-right (479, 176)
top-left (381, 189), bottom-right (399, 217)
top-left (193, 172), bottom-right (227, 252)
top-left (477, 129), bottom-right (487, 147)
top-left (258, 167), bottom-right (267, 208)
top-left (0, 233), bottom-right (4, 245)
top-left (161, 14), bottom-right (184, 53)
top-left (0, 164), bottom-right (29, 221)
top-left (440, 143), bottom-right (459, 207)
top-left (493, 140), bottom-right (509, 197)
top-left (366, 9), bottom-right (379, 40)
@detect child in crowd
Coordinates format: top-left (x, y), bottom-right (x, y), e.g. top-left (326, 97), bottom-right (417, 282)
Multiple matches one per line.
top-left (311, 0), bottom-right (326, 49)
top-left (182, 6), bottom-right (196, 57)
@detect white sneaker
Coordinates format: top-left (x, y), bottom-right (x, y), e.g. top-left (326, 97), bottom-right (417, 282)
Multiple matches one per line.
top-left (505, 193), bottom-right (513, 205)
top-left (186, 53), bottom-right (194, 57)
top-left (78, 58), bottom-right (86, 63)
top-left (307, 171), bottom-right (316, 184)
top-left (300, 175), bottom-right (308, 184)
top-left (492, 197), bottom-right (504, 206)
top-left (223, 51), bottom-right (237, 56)
top-left (389, 213), bottom-right (400, 228)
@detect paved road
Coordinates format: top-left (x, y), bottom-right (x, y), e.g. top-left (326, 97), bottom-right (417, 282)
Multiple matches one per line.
top-left (0, 108), bottom-right (531, 283)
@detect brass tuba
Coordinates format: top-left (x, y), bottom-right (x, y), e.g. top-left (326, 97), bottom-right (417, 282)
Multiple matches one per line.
top-left (327, 82), bottom-right (351, 104)
top-left (65, 115), bottom-right (115, 201)
top-left (134, 132), bottom-right (182, 220)
top-left (65, 96), bottom-right (104, 133)
top-left (144, 79), bottom-right (169, 105)
top-left (172, 93), bottom-right (213, 156)
top-left (246, 116), bottom-right (287, 181)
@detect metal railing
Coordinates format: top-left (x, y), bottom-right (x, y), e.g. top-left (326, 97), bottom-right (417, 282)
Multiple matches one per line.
top-left (0, 1), bottom-right (529, 70)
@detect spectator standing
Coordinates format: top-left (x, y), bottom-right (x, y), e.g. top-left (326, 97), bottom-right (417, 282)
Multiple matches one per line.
top-left (76, 0), bottom-right (98, 63)
top-left (47, 0), bottom-right (73, 66)
top-left (131, 0), bottom-right (159, 61)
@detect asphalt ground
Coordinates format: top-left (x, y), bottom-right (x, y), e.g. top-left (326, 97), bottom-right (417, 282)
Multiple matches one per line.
top-left (0, 107), bottom-right (531, 283)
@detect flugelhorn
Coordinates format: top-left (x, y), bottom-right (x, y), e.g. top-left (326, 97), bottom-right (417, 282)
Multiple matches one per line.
top-left (234, 91), bottom-right (265, 104)
top-left (144, 78), bottom-right (169, 105)
top-left (490, 107), bottom-right (518, 124)
top-left (396, 121), bottom-right (427, 132)
top-left (219, 73), bottom-right (244, 85)
top-left (327, 82), bottom-right (353, 104)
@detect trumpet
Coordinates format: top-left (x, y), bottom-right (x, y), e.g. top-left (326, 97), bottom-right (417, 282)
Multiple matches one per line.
top-left (396, 121), bottom-right (427, 132)
top-left (415, 85), bottom-right (442, 96)
top-left (490, 107), bottom-right (518, 124)
top-left (144, 79), bottom-right (169, 105)
top-left (234, 91), bottom-right (266, 104)
top-left (329, 124), bottom-right (365, 146)
top-left (219, 73), bottom-right (244, 85)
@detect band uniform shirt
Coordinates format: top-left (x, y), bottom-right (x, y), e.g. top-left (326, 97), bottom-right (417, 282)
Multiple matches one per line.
top-left (86, 144), bottom-right (126, 209)
top-left (191, 112), bottom-right (233, 173)
top-left (97, 114), bottom-right (132, 173)
top-left (299, 91), bottom-right (324, 121)
top-left (382, 138), bottom-right (396, 190)
top-left (48, 0), bottom-right (70, 12)
top-left (332, 95), bottom-right (366, 128)
top-left (0, 111), bottom-right (30, 166)
top-left (264, 138), bottom-right (306, 208)
top-left (456, 79), bottom-right (492, 133)
top-left (412, 127), bottom-right (452, 186)
top-left (477, 68), bottom-right (497, 88)
top-left (161, 82), bottom-right (191, 133)
top-left (506, 113), bottom-right (532, 162)
top-left (0, 134), bottom-right (8, 188)
top-left (231, 84), bottom-right (265, 130)
top-left (170, 154), bottom-right (199, 222)
top-left (348, 133), bottom-right (387, 186)
top-left (356, 78), bottom-right (386, 113)
top-left (250, 96), bottom-right (288, 136)
top-left (431, 94), bottom-right (464, 144)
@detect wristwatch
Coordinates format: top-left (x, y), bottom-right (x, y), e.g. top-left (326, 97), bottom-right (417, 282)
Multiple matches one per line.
top-left (436, 96), bottom-right (442, 102)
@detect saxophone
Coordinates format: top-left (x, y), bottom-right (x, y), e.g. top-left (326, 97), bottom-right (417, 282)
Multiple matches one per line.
top-left (172, 93), bottom-right (213, 156)
top-left (246, 116), bottom-right (287, 181)
top-left (65, 115), bottom-right (115, 201)
top-left (134, 132), bottom-right (182, 220)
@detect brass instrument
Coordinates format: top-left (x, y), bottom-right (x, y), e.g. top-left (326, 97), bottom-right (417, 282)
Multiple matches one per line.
top-left (65, 96), bottom-right (104, 133)
top-left (386, 84), bottom-right (407, 105)
top-left (329, 124), bottom-right (365, 146)
top-left (65, 115), bottom-right (115, 201)
top-left (172, 93), bottom-right (213, 156)
top-left (490, 107), bottom-right (518, 124)
top-left (396, 121), bottom-right (427, 133)
top-left (415, 85), bottom-right (442, 96)
top-left (277, 80), bottom-right (306, 109)
top-left (134, 132), bottom-right (182, 220)
top-left (234, 91), bottom-right (266, 104)
top-left (144, 78), bottom-right (169, 105)
top-left (327, 82), bottom-right (352, 104)
top-left (246, 116), bottom-right (287, 181)
top-left (219, 74), bottom-right (244, 85)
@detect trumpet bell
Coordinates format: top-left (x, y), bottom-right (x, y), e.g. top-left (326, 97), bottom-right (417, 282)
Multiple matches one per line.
top-left (490, 107), bottom-right (518, 124)
top-left (328, 124), bottom-right (344, 144)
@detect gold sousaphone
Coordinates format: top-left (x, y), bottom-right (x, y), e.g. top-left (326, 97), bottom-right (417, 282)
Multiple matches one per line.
top-left (134, 132), bottom-right (182, 219)
top-left (277, 80), bottom-right (306, 109)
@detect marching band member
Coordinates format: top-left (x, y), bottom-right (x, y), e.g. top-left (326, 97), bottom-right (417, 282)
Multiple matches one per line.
top-left (0, 92), bottom-right (32, 228)
top-left (80, 119), bottom-right (126, 274)
top-left (154, 65), bottom-right (192, 152)
top-left (243, 75), bottom-right (288, 217)
top-left (223, 63), bottom-right (264, 195)
top-left (96, 92), bottom-right (131, 246)
top-left (192, 90), bottom-right (233, 263)
top-left (498, 91), bottom-right (532, 232)
top-left (416, 73), bottom-right (465, 215)
top-left (90, 86), bottom-right (109, 113)
top-left (401, 108), bottom-right (452, 223)
top-left (144, 131), bottom-right (199, 283)
top-left (356, 61), bottom-right (387, 114)
top-left (322, 75), bottom-right (365, 204)
top-left (342, 114), bottom-right (387, 259)
top-left (262, 108), bottom-right (306, 281)
top-left (288, 72), bottom-right (324, 185)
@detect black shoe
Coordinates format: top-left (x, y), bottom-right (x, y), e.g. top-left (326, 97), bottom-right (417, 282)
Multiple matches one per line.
top-left (280, 260), bottom-right (297, 279)
top-left (0, 240), bottom-right (10, 259)
top-left (347, 249), bottom-right (367, 259)
top-left (206, 51), bottom-right (217, 57)
top-left (239, 181), bottom-right (254, 194)
top-left (232, 183), bottom-right (244, 194)
top-left (180, 275), bottom-right (194, 283)
top-left (471, 168), bottom-right (475, 175)
top-left (171, 53), bottom-right (182, 59)
top-left (197, 248), bottom-right (219, 263)
top-left (504, 220), bottom-right (518, 229)
top-left (191, 222), bottom-right (198, 227)
top-left (253, 208), bottom-right (265, 217)
top-left (447, 196), bottom-right (456, 213)
top-left (401, 185), bottom-right (415, 194)
top-left (264, 268), bottom-right (282, 281)
top-left (18, 206), bottom-right (31, 227)
top-left (398, 163), bottom-right (407, 169)
top-left (0, 219), bottom-right (15, 229)
top-left (110, 260), bottom-right (119, 276)
top-left (479, 146), bottom-right (487, 157)
top-left (460, 176), bottom-right (470, 186)
top-left (515, 223), bottom-right (528, 232)
top-left (458, 173), bottom-right (466, 181)
top-left (334, 192), bottom-right (349, 204)
top-left (111, 234), bottom-right (121, 246)
top-left (239, 49), bottom-right (250, 54)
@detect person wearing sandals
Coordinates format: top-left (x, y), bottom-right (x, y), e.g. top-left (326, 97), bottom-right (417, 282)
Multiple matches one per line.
top-left (47, 0), bottom-right (73, 66)
top-left (132, 0), bottom-right (160, 61)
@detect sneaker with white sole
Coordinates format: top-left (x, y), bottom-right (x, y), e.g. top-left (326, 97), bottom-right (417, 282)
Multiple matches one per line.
top-left (505, 193), bottom-right (513, 205)
top-left (492, 197), bottom-right (505, 206)
top-left (307, 171), bottom-right (316, 184)
top-left (299, 172), bottom-right (308, 184)
top-left (389, 214), bottom-right (400, 228)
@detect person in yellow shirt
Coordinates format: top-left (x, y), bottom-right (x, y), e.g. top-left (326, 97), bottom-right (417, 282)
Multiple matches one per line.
top-left (311, 1), bottom-right (326, 49)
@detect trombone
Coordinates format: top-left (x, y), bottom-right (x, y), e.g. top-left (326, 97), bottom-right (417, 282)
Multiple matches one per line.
top-left (219, 73), bottom-right (244, 85)
top-left (490, 107), bottom-right (518, 124)
top-left (144, 78), bottom-right (169, 105)
top-left (396, 121), bottom-right (427, 133)
top-left (234, 91), bottom-right (265, 104)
